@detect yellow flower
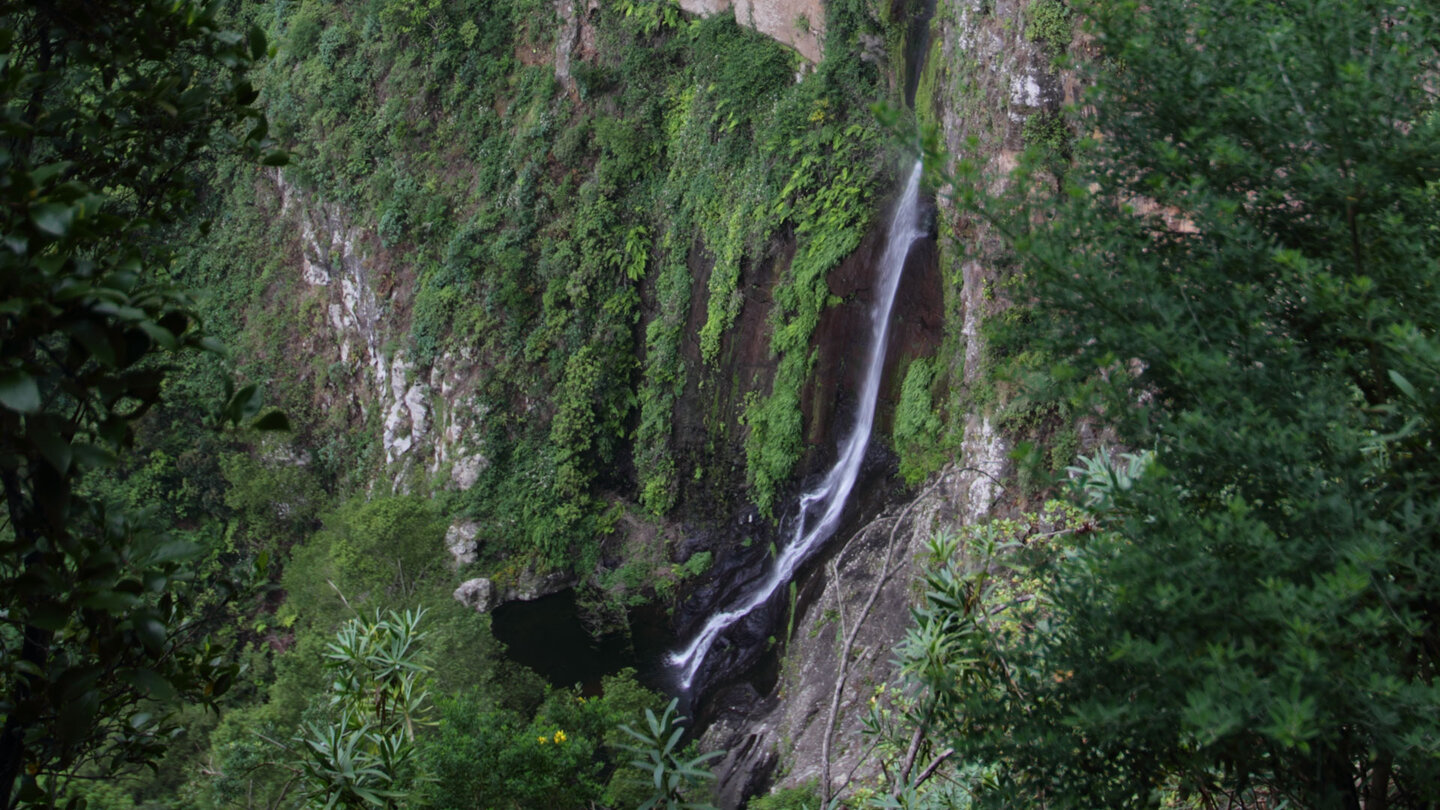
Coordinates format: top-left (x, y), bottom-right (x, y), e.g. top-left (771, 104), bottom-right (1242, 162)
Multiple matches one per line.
top-left (537, 736), bottom-right (548, 744)
top-left (553, 730), bottom-right (567, 744)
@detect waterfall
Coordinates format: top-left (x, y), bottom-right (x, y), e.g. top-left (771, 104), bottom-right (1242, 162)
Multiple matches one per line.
top-left (669, 159), bottom-right (927, 689)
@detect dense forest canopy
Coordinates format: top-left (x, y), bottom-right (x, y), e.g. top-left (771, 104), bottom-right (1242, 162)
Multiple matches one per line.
top-left (905, 0), bottom-right (1440, 807)
top-left (0, 2), bottom-right (282, 805)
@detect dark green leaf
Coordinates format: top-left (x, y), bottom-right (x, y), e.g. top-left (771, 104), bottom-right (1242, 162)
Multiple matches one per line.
top-left (224, 383), bottom-right (263, 423)
top-left (234, 79), bottom-right (258, 106)
top-left (1388, 369), bottom-right (1419, 403)
top-left (136, 618), bottom-right (168, 653)
top-left (30, 601), bottom-right (71, 631)
top-left (72, 443), bottom-right (118, 469)
top-left (79, 591), bottom-right (141, 613)
top-left (138, 320), bottom-right (178, 351)
top-left (251, 409), bottom-right (291, 431)
top-left (142, 539), bottom-right (200, 566)
top-left (30, 161), bottom-right (73, 186)
top-left (31, 202), bottom-right (76, 237)
top-left (248, 23), bottom-right (267, 59)
top-left (58, 690), bottom-right (100, 744)
top-left (32, 416), bottom-right (73, 474)
top-left (0, 368), bottom-right (41, 413)
top-left (120, 668), bottom-right (177, 701)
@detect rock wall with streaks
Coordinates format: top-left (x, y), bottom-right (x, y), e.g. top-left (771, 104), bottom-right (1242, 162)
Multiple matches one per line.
top-left (704, 0), bottom-right (1080, 803)
top-left (275, 172), bottom-right (491, 495)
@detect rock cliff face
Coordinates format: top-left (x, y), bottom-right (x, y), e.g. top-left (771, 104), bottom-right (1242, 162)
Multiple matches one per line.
top-left (703, 0), bottom-right (1077, 804)
top-left (258, 0), bottom-right (1065, 800)
top-left (258, 37), bottom-right (930, 625)
top-left (677, 0), bottom-right (825, 62)
top-left (276, 172), bottom-right (491, 496)
top-left (702, 459), bottom-right (1007, 807)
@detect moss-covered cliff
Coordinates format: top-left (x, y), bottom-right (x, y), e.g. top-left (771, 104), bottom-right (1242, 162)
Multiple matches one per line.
top-left (71, 0), bottom-right (1060, 803)
top-left (187, 0), bottom-right (932, 591)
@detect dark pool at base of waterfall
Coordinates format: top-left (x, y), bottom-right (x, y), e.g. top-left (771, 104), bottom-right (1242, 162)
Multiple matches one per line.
top-left (490, 589), bottom-right (677, 695)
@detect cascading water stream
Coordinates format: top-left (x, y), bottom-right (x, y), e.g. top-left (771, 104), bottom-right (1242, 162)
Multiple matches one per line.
top-left (669, 159), bottom-right (926, 689)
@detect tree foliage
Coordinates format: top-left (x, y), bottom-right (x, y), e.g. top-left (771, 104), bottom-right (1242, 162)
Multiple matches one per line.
top-left (617, 698), bottom-right (722, 810)
top-left (911, 0), bottom-right (1440, 807)
top-left (0, 1), bottom-right (279, 804)
top-left (288, 609), bottom-right (435, 809)
top-left (418, 668), bottom-right (670, 810)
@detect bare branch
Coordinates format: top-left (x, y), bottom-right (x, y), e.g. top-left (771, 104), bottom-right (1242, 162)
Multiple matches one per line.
top-left (819, 473), bottom-right (948, 805)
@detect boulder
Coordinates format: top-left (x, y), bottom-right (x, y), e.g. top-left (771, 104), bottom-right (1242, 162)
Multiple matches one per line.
top-left (453, 577), bottom-right (495, 613)
top-left (445, 521), bottom-right (480, 567)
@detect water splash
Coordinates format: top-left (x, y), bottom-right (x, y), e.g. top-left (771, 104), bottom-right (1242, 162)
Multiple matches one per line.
top-left (669, 160), bottom-right (927, 689)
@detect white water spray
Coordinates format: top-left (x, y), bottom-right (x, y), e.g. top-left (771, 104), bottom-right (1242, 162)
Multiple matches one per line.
top-left (669, 160), bottom-right (926, 689)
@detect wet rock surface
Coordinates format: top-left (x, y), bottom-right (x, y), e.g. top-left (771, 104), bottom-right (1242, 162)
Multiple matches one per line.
top-left (695, 0), bottom-right (1062, 797)
top-left (705, 459), bottom-right (1006, 807)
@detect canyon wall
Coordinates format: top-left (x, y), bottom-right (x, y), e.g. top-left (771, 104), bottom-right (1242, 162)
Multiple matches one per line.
top-left (706, 0), bottom-right (1080, 803)
top-left (241, 0), bottom-right (1073, 802)
top-left (677, 0), bottom-right (825, 62)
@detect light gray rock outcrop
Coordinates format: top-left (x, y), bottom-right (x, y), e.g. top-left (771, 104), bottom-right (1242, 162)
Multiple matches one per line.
top-left (277, 172), bottom-right (490, 493)
top-left (454, 577), bottom-right (496, 612)
top-left (445, 521), bottom-right (481, 568)
top-left (452, 569), bottom-right (577, 614)
top-left (676, 0), bottom-right (824, 62)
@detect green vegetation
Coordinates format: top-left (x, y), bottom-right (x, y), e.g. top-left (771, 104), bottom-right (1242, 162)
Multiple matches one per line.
top-left (617, 699), bottom-right (723, 809)
top-left (738, 0), bottom-right (892, 513)
top-left (640, 0), bottom-right (892, 514)
top-left (286, 609), bottom-right (435, 807)
top-left (0, 0), bottom-right (907, 800)
top-left (16, 0), bottom-right (1440, 805)
top-left (892, 358), bottom-right (943, 485)
top-left (421, 669), bottom-right (673, 809)
top-left (1020, 111), bottom-right (1069, 164)
top-left (183, 0), bottom-right (894, 542)
top-left (1023, 0), bottom-right (1069, 50)
top-left (912, 35), bottom-right (947, 131)
top-left (898, 0), bottom-right (1440, 807)
top-left (165, 488), bottom-right (686, 809)
top-left (746, 782), bottom-right (823, 810)
top-left (0, 1), bottom-right (283, 804)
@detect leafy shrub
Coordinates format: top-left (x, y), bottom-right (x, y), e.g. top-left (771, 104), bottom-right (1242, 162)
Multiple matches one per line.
top-left (892, 357), bottom-right (944, 485)
top-left (617, 699), bottom-right (723, 810)
top-left (1021, 111), bottom-right (1069, 155)
top-left (287, 609), bottom-right (435, 808)
top-left (1024, 0), bottom-right (1070, 47)
top-left (1021, 111), bottom-right (1072, 177)
top-left (915, 0), bottom-right (1440, 806)
top-left (286, 10), bottom-right (324, 57)
top-left (421, 669), bottom-right (665, 809)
